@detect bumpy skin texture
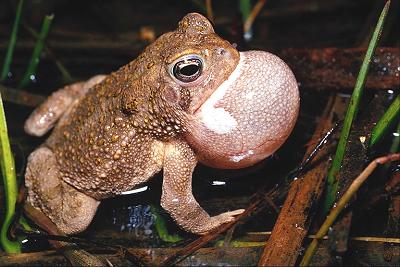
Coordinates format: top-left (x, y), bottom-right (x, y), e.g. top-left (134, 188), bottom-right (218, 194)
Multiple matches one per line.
top-left (24, 13), bottom-right (299, 235)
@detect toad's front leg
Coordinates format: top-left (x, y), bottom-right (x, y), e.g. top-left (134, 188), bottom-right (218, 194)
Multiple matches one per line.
top-left (161, 140), bottom-right (244, 235)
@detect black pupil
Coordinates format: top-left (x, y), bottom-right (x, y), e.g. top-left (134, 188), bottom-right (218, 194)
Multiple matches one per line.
top-left (173, 58), bottom-right (202, 82)
top-left (179, 63), bottom-right (199, 76)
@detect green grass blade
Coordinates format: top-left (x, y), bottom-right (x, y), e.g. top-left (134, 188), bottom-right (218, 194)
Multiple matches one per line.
top-left (322, 1), bottom-right (391, 213)
top-left (369, 94), bottom-right (400, 147)
top-left (0, 0), bottom-right (24, 82)
top-left (150, 205), bottom-right (183, 243)
top-left (0, 93), bottom-right (20, 253)
top-left (18, 14), bottom-right (54, 89)
top-left (390, 122), bottom-right (400, 153)
top-left (239, 0), bottom-right (251, 23)
top-left (22, 22), bottom-right (73, 83)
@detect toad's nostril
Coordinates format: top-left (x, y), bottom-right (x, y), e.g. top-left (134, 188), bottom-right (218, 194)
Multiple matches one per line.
top-left (217, 48), bottom-right (226, 55)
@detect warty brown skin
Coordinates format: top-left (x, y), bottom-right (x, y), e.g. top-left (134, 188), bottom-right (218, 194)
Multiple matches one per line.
top-left (24, 13), bottom-right (299, 235)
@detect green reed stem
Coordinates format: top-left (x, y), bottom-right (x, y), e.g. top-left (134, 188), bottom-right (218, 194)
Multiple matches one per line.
top-left (322, 0), bottom-right (391, 213)
top-left (0, 93), bottom-right (20, 253)
top-left (370, 94), bottom-right (400, 147)
top-left (150, 205), bottom-right (183, 243)
top-left (18, 14), bottom-right (54, 89)
top-left (1, 0), bottom-right (24, 82)
top-left (301, 153), bottom-right (399, 266)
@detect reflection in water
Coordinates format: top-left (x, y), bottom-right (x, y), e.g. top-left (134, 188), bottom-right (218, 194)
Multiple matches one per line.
top-left (112, 204), bottom-right (154, 236)
top-left (211, 180), bottom-right (226, 186)
top-left (120, 185), bottom-right (148, 195)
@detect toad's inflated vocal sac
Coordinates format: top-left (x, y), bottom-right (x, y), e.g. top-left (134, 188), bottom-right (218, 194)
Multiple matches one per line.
top-left (24, 13), bottom-right (299, 235)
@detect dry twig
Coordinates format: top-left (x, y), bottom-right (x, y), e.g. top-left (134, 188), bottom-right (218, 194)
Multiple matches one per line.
top-left (300, 153), bottom-right (400, 266)
top-left (244, 0), bottom-right (267, 34)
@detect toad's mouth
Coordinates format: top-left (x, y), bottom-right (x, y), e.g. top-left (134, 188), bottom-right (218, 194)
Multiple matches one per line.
top-left (193, 52), bottom-right (245, 135)
top-left (185, 51), bottom-right (300, 169)
top-left (192, 52), bottom-right (245, 116)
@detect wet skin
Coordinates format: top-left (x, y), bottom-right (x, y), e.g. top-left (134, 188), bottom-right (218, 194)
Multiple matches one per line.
top-left (24, 13), bottom-right (299, 235)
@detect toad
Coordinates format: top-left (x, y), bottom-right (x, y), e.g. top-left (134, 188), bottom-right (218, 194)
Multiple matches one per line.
top-left (24, 13), bottom-right (299, 235)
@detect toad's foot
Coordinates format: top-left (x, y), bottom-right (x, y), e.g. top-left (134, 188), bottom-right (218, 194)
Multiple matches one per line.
top-left (196, 209), bottom-right (245, 235)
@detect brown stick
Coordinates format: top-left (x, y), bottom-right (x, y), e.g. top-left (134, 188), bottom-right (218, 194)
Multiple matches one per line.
top-left (300, 153), bottom-right (400, 266)
top-left (0, 85), bottom-right (45, 107)
top-left (257, 94), bottom-right (346, 266)
top-left (280, 47), bottom-right (399, 90)
top-left (244, 0), bottom-right (267, 34)
top-left (205, 0), bottom-right (214, 24)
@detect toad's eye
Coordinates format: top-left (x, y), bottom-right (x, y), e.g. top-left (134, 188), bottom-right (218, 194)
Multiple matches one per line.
top-left (172, 55), bottom-right (203, 83)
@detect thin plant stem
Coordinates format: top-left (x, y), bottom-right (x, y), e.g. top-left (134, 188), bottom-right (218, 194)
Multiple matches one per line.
top-left (300, 153), bottom-right (400, 266)
top-left (205, 0), bottom-right (214, 24)
top-left (0, 93), bottom-right (20, 253)
top-left (21, 21), bottom-right (73, 83)
top-left (390, 122), bottom-right (400, 153)
top-left (323, 0), bottom-right (391, 212)
top-left (239, 0), bottom-right (251, 25)
top-left (215, 236), bottom-right (400, 247)
top-left (248, 231), bottom-right (400, 244)
top-left (1, 0), bottom-right (24, 81)
top-left (18, 14), bottom-right (54, 89)
top-left (243, 0), bottom-right (267, 34)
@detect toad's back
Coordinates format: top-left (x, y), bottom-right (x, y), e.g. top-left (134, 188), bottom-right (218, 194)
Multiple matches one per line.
top-left (46, 69), bottom-right (167, 199)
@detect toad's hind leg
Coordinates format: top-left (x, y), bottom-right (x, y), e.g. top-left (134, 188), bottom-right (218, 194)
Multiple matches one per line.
top-left (25, 146), bottom-right (100, 234)
top-left (24, 75), bottom-right (106, 137)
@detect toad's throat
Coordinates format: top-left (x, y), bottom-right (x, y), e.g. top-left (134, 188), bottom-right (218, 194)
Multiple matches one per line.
top-left (195, 53), bottom-right (245, 135)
